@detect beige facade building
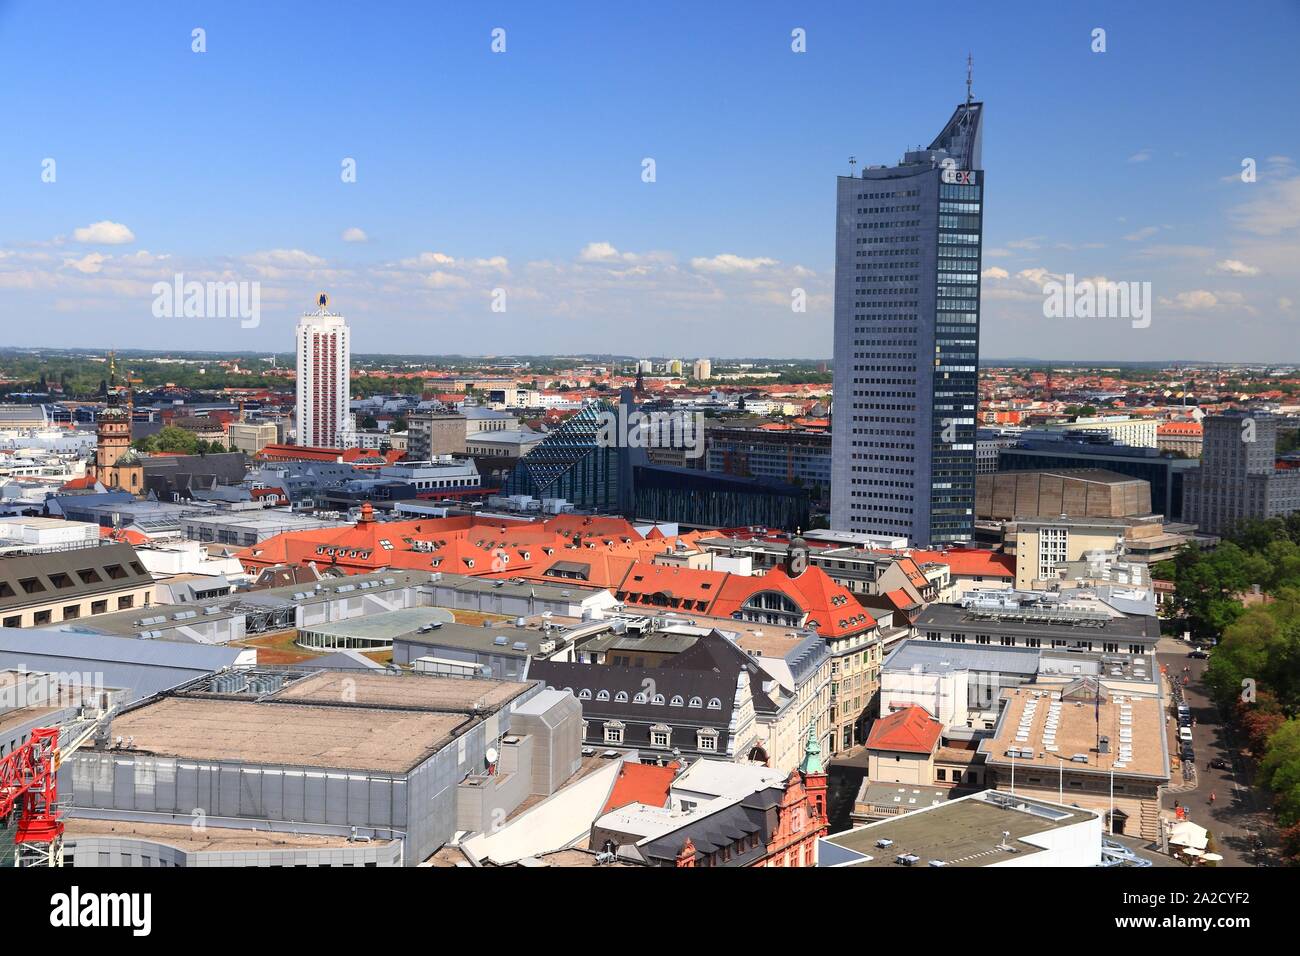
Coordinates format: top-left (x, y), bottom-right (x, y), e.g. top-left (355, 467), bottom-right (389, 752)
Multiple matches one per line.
top-left (977, 468), bottom-right (1152, 521)
top-left (228, 421), bottom-right (279, 455)
top-left (0, 542), bottom-right (155, 629)
top-left (406, 410), bottom-right (468, 460)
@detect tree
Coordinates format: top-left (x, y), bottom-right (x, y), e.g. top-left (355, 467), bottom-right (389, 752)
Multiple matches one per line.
top-left (1260, 719), bottom-right (1300, 827)
top-left (135, 425), bottom-right (200, 456)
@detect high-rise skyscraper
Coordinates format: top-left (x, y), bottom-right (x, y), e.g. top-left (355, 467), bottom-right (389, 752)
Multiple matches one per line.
top-left (295, 293), bottom-right (353, 448)
top-left (830, 96), bottom-right (984, 545)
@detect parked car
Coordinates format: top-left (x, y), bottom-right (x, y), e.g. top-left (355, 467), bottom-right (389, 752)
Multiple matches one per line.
top-left (1181, 744), bottom-right (1195, 761)
top-left (1209, 757), bottom-right (1231, 770)
top-left (1189, 648), bottom-right (1210, 659)
top-left (1179, 727), bottom-right (1194, 743)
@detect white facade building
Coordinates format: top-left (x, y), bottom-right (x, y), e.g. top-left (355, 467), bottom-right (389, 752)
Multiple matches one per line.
top-left (295, 294), bottom-right (352, 448)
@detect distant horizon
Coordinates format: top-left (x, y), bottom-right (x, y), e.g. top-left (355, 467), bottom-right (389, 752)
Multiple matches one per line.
top-left (2, 344), bottom-right (1299, 369)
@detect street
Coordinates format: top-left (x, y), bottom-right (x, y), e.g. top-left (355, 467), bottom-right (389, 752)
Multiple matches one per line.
top-left (1156, 637), bottom-right (1277, 867)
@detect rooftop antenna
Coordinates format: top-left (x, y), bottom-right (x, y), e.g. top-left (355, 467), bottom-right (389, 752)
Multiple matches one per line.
top-left (966, 53), bottom-right (974, 106)
top-left (848, 155), bottom-right (857, 177)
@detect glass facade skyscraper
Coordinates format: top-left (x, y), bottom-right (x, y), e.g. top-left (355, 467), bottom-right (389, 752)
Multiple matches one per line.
top-left (830, 100), bottom-right (984, 545)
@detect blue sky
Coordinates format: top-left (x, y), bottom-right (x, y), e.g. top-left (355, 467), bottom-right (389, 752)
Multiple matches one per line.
top-left (1, 0), bottom-right (1297, 360)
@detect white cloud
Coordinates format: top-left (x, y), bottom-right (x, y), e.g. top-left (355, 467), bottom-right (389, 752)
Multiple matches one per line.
top-left (1161, 290), bottom-right (1219, 311)
top-left (341, 227), bottom-right (368, 243)
top-left (424, 271), bottom-right (469, 289)
top-left (72, 220), bottom-right (135, 245)
top-left (1128, 149), bottom-right (1153, 163)
top-left (1230, 175), bottom-right (1300, 236)
top-left (578, 242), bottom-right (634, 263)
top-left (981, 266), bottom-right (1009, 279)
top-left (1210, 258), bottom-right (1261, 277)
top-left (63, 252), bottom-right (108, 274)
top-left (690, 253), bottom-right (778, 273)
top-left (1123, 226), bottom-right (1161, 242)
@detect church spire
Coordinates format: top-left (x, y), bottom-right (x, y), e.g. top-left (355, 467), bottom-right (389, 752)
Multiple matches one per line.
top-left (799, 723), bottom-right (824, 775)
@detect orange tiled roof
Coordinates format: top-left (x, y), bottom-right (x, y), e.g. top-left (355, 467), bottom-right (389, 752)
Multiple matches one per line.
top-left (907, 548), bottom-right (1015, 579)
top-left (602, 762), bottom-right (678, 813)
top-left (865, 706), bottom-right (942, 754)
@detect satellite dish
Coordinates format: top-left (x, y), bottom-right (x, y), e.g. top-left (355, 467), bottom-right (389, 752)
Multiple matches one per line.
top-left (485, 747), bottom-right (499, 764)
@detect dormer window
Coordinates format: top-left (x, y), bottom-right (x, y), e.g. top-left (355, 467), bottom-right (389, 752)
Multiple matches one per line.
top-left (597, 690), bottom-right (610, 701)
top-left (707, 697), bottom-right (722, 710)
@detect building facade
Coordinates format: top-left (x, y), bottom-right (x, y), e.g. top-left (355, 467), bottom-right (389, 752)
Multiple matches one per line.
top-left (406, 410), bottom-right (468, 459)
top-left (294, 294), bottom-right (352, 448)
top-left (1183, 413), bottom-right (1300, 535)
top-left (831, 99), bottom-right (983, 545)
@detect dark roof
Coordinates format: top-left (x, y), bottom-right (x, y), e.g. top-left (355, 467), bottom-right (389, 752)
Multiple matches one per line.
top-left (142, 452), bottom-right (248, 498)
top-left (0, 542), bottom-right (152, 614)
top-left (636, 786), bottom-right (786, 866)
top-left (528, 657), bottom-right (741, 756)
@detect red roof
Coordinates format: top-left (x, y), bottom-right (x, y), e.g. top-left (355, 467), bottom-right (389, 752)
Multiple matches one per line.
top-left (865, 706), bottom-right (942, 755)
top-left (99, 526), bottom-right (151, 546)
top-left (60, 475), bottom-right (99, 491)
top-left (908, 548), bottom-right (1015, 579)
top-left (602, 762), bottom-right (678, 813)
top-left (883, 589), bottom-right (919, 611)
top-left (1157, 421), bottom-right (1202, 436)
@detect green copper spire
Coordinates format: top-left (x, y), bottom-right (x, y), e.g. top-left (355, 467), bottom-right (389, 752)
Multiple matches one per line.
top-left (799, 723), bottom-right (824, 775)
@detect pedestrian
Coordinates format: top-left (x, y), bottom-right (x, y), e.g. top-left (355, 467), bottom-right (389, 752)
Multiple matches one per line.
top-left (1209, 791), bottom-right (1216, 805)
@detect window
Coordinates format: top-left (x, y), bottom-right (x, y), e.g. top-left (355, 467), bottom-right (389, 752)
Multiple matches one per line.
top-left (697, 730), bottom-right (719, 752)
top-left (91, 600), bottom-right (107, 614)
top-left (651, 694), bottom-right (665, 706)
top-left (650, 728), bottom-right (671, 748)
top-left (18, 578), bottom-right (45, 595)
top-left (118, 595), bottom-right (134, 610)
top-left (49, 572), bottom-right (73, 589)
top-left (707, 697), bottom-right (722, 710)
top-left (615, 691), bottom-right (628, 703)
top-left (2, 616), bottom-right (19, 628)
top-left (33, 610), bottom-right (51, 625)
top-left (604, 722), bottom-right (624, 744)
top-left (578, 689), bottom-right (591, 700)
top-left (670, 695), bottom-right (684, 707)
top-left (596, 690), bottom-right (610, 701)
top-left (62, 605), bottom-right (81, 620)
top-left (689, 696), bottom-right (703, 708)
top-left (104, 565), bottom-right (128, 580)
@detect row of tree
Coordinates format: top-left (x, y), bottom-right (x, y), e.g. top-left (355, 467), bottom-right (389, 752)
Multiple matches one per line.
top-left (131, 425), bottom-right (237, 456)
top-left (1164, 516), bottom-right (1300, 863)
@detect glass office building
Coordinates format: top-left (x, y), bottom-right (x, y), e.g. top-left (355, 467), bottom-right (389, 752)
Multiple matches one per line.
top-left (830, 99), bottom-right (984, 545)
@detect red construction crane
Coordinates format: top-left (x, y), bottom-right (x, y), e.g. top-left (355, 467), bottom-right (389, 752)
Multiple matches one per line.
top-left (1, 712), bottom-right (113, 867)
top-left (0, 727), bottom-right (63, 865)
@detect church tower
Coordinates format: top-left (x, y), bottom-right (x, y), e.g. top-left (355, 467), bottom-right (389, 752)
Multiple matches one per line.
top-left (798, 722), bottom-right (828, 824)
top-left (93, 352), bottom-right (140, 492)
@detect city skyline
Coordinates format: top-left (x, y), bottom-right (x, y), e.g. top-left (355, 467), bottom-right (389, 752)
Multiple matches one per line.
top-left (3, 1), bottom-right (1297, 360)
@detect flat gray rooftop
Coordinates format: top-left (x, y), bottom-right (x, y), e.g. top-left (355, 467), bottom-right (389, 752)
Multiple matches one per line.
top-left (826, 793), bottom-right (1094, 867)
top-left (883, 639), bottom-right (1041, 675)
top-left (111, 695), bottom-right (470, 772)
